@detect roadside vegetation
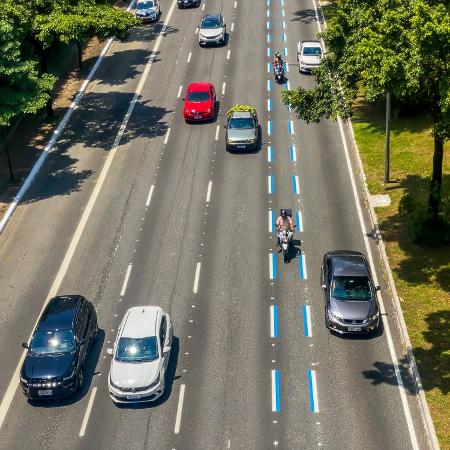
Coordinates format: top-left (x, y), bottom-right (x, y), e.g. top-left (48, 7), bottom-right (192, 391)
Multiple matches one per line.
top-left (0, 0), bottom-right (139, 180)
top-left (282, 0), bottom-right (450, 446)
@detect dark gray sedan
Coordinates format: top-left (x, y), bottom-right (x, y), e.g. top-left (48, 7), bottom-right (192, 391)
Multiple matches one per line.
top-left (321, 251), bottom-right (380, 334)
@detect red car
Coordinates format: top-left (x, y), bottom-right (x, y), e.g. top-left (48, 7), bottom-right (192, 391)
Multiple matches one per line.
top-left (183, 82), bottom-right (216, 121)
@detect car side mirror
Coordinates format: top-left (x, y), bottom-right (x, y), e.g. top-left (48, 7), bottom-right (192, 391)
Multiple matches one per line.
top-left (163, 346), bottom-right (171, 355)
top-left (375, 286), bottom-right (381, 291)
top-left (181, 97), bottom-right (185, 101)
top-left (79, 338), bottom-right (87, 346)
top-left (106, 348), bottom-right (113, 356)
top-left (321, 284), bottom-right (326, 290)
top-left (223, 124), bottom-right (227, 128)
top-left (22, 342), bottom-right (29, 349)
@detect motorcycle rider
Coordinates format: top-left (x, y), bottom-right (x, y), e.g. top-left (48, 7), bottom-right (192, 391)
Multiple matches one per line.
top-left (273, 51), bottom-right (283, 68)
top-left (276, 209), bottom-right (294, 246)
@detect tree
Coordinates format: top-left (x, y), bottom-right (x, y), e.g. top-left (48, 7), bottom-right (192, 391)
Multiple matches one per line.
top-left (35, 1), bottom-right (140, 70)
top-left (282, 0), bottom-right (450, 219)
top-left (0, 6), bottom-right (55, 179)
top-left (2, 0), bottom-right (138, 115)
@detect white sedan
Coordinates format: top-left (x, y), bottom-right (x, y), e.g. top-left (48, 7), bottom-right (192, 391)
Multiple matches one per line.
top-left (107, 306), bottom-right (172, 403)
top-left (297, 40), bottom-right (323, 73)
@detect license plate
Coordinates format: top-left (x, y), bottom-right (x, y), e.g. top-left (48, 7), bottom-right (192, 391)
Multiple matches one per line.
top-left (348, 326), bottom-right (361, 332)
top-left (38, 389), bottom-right (53, 396)
top-left (194, 115), bottom-right (202, 119)
top-left (236, 145), bottom-right (246, 149)
top-left (126, 394), bottom-right (142, 400)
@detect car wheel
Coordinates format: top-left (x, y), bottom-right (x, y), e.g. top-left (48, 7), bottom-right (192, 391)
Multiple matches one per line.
top-left (76, 368), bottom-right (84, 391)
top-left (93, 323), bottom-right (99, 343)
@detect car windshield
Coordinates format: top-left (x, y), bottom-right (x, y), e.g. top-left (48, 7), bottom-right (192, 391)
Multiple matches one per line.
top-left (331, 276), bottom-right (372, 301)
top-left (30, 329), bottom-right (75, 355)
top-left (187, 91), bottom-right (210, 102)
top-left (115, 336), bottom-right (158, 362)
top-left (303, 46), bottom-right (322, 56)
top-left (137, 1), bottom-right (154, 9)
top-left (201, 17), bottom-right (221, 28)
top-left (228, 118), bottom-right (254, 129)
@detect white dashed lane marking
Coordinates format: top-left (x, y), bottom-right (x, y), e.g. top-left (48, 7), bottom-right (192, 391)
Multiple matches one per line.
top-left (174, 384), bottom-right (186, 434)
top-left (146, 184), bottom-right (155, 207)
top-left (164, 127), bottom-right (171, 145)
top-left (120, 263), bottom-right (133, 296)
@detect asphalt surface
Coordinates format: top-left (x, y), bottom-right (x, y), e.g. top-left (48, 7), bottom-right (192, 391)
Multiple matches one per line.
top-left (0, 0), bottom-right (433, 449)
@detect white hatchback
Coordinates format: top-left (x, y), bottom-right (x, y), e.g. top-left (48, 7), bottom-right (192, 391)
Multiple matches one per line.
top-left (107, 306), bottom-right (172, 403)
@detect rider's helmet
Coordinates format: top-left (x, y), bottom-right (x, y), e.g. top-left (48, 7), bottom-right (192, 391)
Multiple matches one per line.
top-left (275, 51), bottom-right (280, 57)
top-left (281, 209), bottom-right (287, 218)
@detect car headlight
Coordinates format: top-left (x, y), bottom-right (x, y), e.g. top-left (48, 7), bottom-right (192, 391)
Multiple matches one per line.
top-left (369, 312), bottom-right (379, 322)
top-left (148, 373), bottom-right (160, 389)
top-left (63, 371), bottom-right (75, 382)
top-left (328, 311), bottom-right (340, 322)
top-left (20, 376), bottom-right (28, 385)
top-left (207, 108), bottom-right (211, 113)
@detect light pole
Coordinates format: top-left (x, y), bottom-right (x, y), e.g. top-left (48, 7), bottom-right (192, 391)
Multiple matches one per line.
top-left (384, 91), bottom-right (391, 183)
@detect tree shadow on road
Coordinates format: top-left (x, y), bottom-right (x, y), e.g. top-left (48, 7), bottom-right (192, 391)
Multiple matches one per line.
top-left (19, 92), bottom-right (171, 204)
top-left (290, 9), bottom-right (320, 24)
top-left (362, 310), bottom-right (450, 395)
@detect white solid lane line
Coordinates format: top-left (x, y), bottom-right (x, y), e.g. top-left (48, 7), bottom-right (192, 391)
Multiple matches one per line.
top-left (187, 52), bottom-right (192, 63)
top-left (146, 184), bottom-right (155, 207)
top-left (206, 181), bottom-right (212, 202)
top-left (79, 387), bottom-right (97, 437)
top-left (193, 262), bottom-right (201, 294)
top-left (215, 125), bottom-right (220, 141)
top-left (174, 384), bottom-right (186, 434)
top-left (0, 0), bottom-right (180, 430)
top-left (222, 82), bottom-right (226, 95)
top-left (120, 263), bottom-right (133, 296)
top-left (177, 85), bottom-right (183, 98)
top-left (164, 127), bottom-right (171, 145)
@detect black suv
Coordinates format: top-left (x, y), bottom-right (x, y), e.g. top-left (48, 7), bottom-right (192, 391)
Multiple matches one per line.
top-left (20, 295), bottom-right (98, 400)
top-left (321, 251), bottom-right (380, 334)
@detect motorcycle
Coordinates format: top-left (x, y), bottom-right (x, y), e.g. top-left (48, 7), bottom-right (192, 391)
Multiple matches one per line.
top-left (278, 228), bottom-right (294, 261)
top-left (274, 62), bottom-right (284, 83)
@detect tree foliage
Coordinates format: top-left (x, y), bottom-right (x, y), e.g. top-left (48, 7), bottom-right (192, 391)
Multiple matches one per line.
top-left (0, 0), bottom-right (138, 126)
top-left (282, 0), bottom-right (450, 216)
top-left (0, 5), bottom-right (55, 127)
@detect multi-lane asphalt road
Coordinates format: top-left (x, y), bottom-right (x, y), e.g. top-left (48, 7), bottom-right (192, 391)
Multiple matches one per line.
top-left (0, 0), bottom-right (435, 448)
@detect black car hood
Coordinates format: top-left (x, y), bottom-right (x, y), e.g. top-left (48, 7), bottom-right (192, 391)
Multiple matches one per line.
top-left (330, 297), bottom-right (376, 320)
top-left (22, 352), bottom-right (76, 379)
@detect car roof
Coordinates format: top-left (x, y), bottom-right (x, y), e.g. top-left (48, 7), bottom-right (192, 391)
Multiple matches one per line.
top-left (331, 253), bottom-right (369, 277)
top-left (38, 295), bottom-right (83, 331)
top-left (187, 82), bottom-right (211, 92)
top-left (301, 40), bottom-right (322, 47)
top-left (203, 13), bottom-right (221, 20)
top-left (121, 306), bottom-right (161, 339)
top-left (230, 111), bottom-right (252, 118)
